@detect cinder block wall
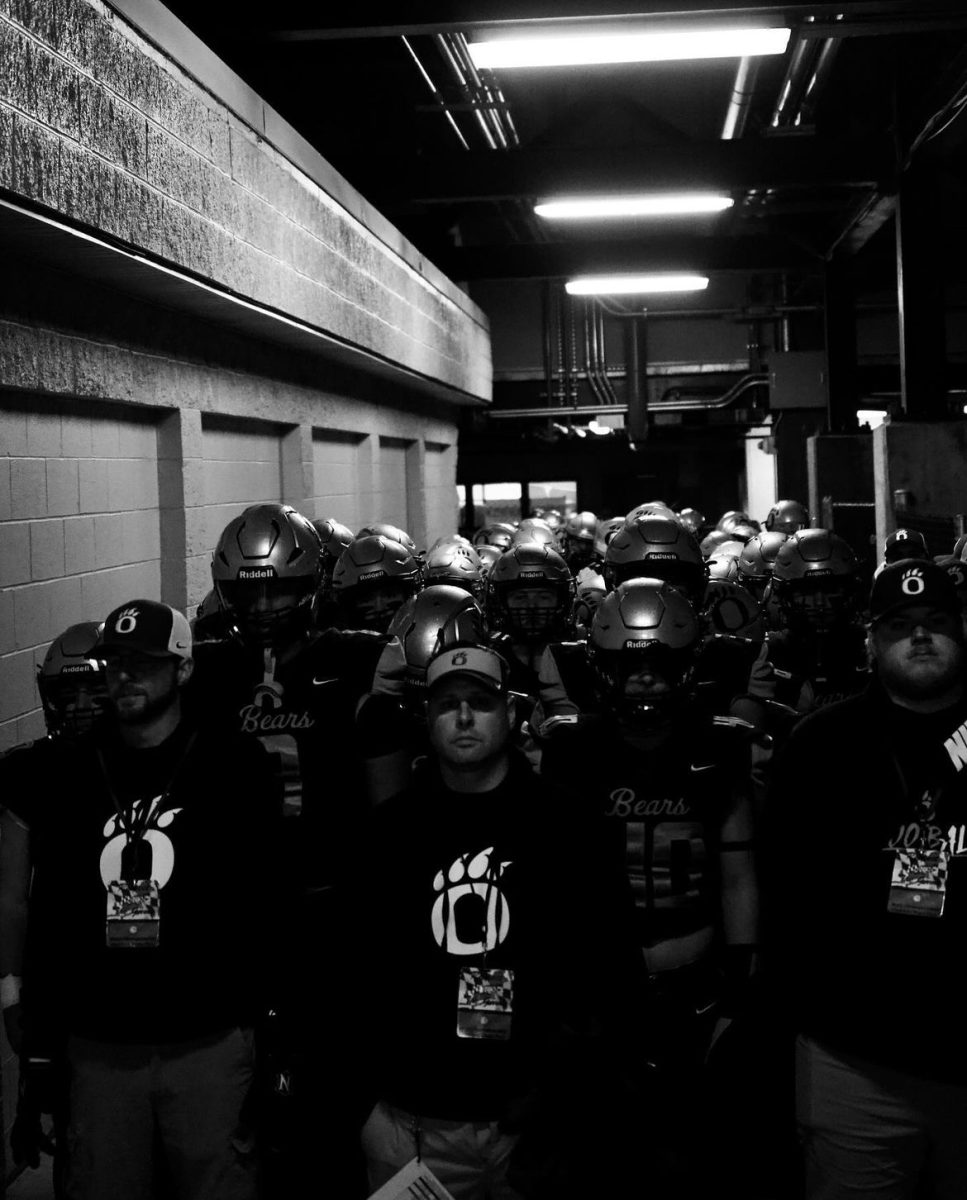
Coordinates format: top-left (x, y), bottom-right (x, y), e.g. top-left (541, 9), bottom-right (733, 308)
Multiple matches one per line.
top-left (0, 0), bottom-right (490, 400)
top-left (0, 0), bottom-right (490, 751)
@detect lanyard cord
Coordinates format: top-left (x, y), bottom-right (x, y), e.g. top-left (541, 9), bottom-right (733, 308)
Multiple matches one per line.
top-left (96, 732), bottom-right (199, 846)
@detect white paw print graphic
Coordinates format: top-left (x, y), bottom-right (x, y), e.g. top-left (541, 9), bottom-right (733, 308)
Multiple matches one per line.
top-left (430, 846), bottom-right (511, 956)
top-left (99, 797), bottom-right (183, 889)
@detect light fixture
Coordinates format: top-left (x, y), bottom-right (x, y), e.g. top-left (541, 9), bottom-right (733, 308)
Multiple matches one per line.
top-left (535, 194), bottom-right (734, 220)
top-left (565, 274), bottom-right (709, 296)
top-left (467, 27), bottom-right (791, 71)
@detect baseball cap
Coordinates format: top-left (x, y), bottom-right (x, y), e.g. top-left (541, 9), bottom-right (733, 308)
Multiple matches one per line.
top-left (99, 600), bottom-right (193, 660)
top-left (425, 644), bottom-right (508, 694)
top-left (869, 560), bottom-right (960, 626)
top-left (883, 528), bottom-right (930, 564)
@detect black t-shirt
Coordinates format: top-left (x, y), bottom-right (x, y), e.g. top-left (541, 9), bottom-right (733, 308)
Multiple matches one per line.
top-left (765, 684), bottom-right (967, 1081)
top-left (189, 628), bottom-right (406, 887)
top-left (349, 755), bottom-right (639, 1120)
top-left (13, 719), bottom-right (283, 1046)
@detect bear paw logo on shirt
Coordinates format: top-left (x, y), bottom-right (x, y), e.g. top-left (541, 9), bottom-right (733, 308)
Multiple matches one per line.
top-left (99, 797), bottom-right (183, 889)
top-left (901, 568), bottom-right (925, 596)
top-left (430, 846), bottom-right (511, 956)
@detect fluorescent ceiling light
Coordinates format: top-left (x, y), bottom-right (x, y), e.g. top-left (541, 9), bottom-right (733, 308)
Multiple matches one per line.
top-left (468, 27), bottom-right (790, 71)
top-left (535, 194), bottom-right (734, 219)
top-left (566, 274), bottom-right (709, 296)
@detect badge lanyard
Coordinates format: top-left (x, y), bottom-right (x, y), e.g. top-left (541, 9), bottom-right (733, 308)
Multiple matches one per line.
top-left (886, 748), bottom-right (950, 919)
top-left (95, 732), bottom-right (198, 879)
top-left (454, 855), bottom-right (514, 1041)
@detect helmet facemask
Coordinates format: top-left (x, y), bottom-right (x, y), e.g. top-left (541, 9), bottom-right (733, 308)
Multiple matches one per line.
top-left (217, 576), bottom-right (317, 645)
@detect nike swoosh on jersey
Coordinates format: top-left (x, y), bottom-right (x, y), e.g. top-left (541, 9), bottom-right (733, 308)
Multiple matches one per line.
top-left (689, 764), bottom-right (716, 773)
top-left (312, 676), bottom-right (340, 686)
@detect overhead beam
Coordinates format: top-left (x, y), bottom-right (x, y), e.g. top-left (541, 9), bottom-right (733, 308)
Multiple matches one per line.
top-left (439, 234), bottom-right (818, 279)
top-left (347, 136), bottom-right (894, 204)
top-left (262, 1), bottom-right (967, 40)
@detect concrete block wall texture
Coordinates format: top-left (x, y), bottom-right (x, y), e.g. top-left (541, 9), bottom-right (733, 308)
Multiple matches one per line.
top-left (0, 397), bottom-right (162, 751)
top-left (0, 320), bottom-right (460, 744)
top-left (0, 0), bottom-right (490, 403)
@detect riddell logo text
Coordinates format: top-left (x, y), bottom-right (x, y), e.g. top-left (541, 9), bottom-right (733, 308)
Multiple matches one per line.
top-left (60, 664), bottom-right (95, 674)
top-left (238, 567), bottom-right (275, 579)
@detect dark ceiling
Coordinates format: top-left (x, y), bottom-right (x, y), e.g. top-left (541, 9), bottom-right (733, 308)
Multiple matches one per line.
top-left (160, 0), bottom-right (967, 292)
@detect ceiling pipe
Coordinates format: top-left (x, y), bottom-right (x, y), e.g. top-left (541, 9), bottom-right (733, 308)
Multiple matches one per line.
top-left (488, 372), bottom-right (768, 419)
top-left (583, 299), bottom-right (609, 405)
top-left (721, 57), bottom-right (760, 140)
top-left (596, 303), bottom-right (620, 405)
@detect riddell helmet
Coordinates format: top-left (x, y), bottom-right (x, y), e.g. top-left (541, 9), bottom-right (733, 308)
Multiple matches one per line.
top-left (589, 580), bottom-right (701, 721)
top-left (718, 513), bottom-right (760, 543)
top-left (678, 508), bottom-right (705, 536)
top-left (387, 585), bottom-right (486, 694)
top-left (475, 544), bottom-right (502, 577)
top-left (37, 621), bottom-right (108, 740)
top-left (212, 503), bottom-right (322, 644)
top-left (312, 518), bottom-right (354, 566)
top-left (513, 518), bottom-right (557, 549)
top-left (770, 529), bottom-right (859, 630)
top-left (424, 541), bottom-right (486, 599)
top-left (604, 517), bottom-right (706, 603)
top-left (765, 499), bottom-right (810, 536)
top-left (331, 535), bottom-right (422, 632)
top-left (625, 501), bottom-right (678, 525)
top-left (700, 530), bottom-right (735, 557)
top-left (562, 513), bottom-right (599, 572)
top-left (473, 523), bottom-right (516, 551)
top-left (593, 517), bottom-right (625, 560)
top-left (357, 523), bottom-right (419, 557)
top-left (737, 531), bottom-right (789, 602)
top-left (883, 528), bottom-right (930, 565)
top-left (487, 542), bottom-right (575, 642)
top-left (702, 579), bottom-right (766, 643)
top-left (706, 553), bottom-right (740, 583)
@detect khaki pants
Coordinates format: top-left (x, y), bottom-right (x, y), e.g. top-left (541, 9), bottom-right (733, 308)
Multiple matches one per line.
top-left (65, 1027), bottom-right (256, 1200)
top-left (797, 1034), bottom-right (967, 1200)
top-left (360, 1099), bottom-right (522, 1200)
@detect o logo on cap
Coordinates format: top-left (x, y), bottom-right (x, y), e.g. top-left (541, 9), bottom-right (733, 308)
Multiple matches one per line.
top-left (115, 607), bottom-right (139, 634)
top-left (451, 651), bottom-right (468, 666)
top-left (900, 570), bottom-right (925, 596)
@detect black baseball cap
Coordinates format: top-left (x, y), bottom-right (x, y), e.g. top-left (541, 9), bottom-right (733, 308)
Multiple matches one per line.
top-left (869, 560), bottom-right (960, 626)
top-left (99, 600), bottom-right (192, 660)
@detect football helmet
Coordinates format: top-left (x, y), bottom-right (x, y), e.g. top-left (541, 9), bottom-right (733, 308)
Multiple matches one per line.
top-left (388, 585), bottom-right (487, 692)
top-left (702, 579), bottom-right (766, 643)
top-left (475, 544), bottom-right (502, 577)
top-left (562, 510), bottom-right (599, 570)
top-left (593, 517), bottom-right (625, 560)
top-left (357, 522), bottom-right (419, 557)
top-left (770, 529), bottom-right (860, 631)
top-left (737, 531), bottom-right (789, 603)
top-left (589, 580), bottom-right (701, 722)
top-left (37, 621), bottom-right (107, 740)
top-left (212, 503), bottom-right (322, 644)
top-left (700, 530), bottom-right (735, 557)
top-left (678, 507), bottom-right (705, 536)
top-left (487, 542), bottom-right (575, 642)
top-left (473, 523), bottom-right (516, 551)
top-left (706, 553), bottom-right (740, 583)
top-left (764, 499), bottom-right (810, 536)
top-left (625, 500), bottom-right (678, 525)
top-left (331, 535), bottom-right (423, 632)
top-left (603, 517), bottom-right (706, 603)
top-left (424, 541), bottom-right (486, 599)
top-left (312, 517), bottom-right (354, 565)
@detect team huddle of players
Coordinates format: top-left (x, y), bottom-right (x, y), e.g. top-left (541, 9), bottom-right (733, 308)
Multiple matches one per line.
top-left (17, 496), bottom-right (967, 1196)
